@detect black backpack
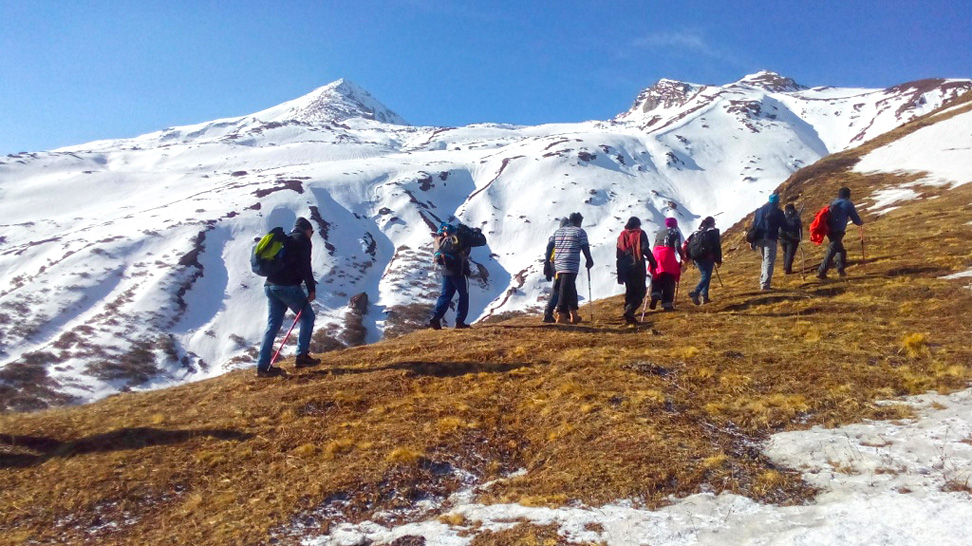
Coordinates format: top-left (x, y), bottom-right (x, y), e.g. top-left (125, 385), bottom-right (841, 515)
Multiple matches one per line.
top-left (687, 229), bottom-right (708, 260)
top-left (456, 223), bottom-right (487, 248)
top-left (251, 227), bottom-right (290, 277)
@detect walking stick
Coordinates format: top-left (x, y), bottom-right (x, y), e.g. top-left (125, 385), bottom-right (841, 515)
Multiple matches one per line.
top-left (859, 225), bottom-right (866, 274)
top-left (641, 274), bottom-right (652, 322)
top-left (714, 263), bottom-right (725, 288)
top-left (587, 267), bottom-right (594, 323)
top-left (270, 309), bottom-right (302, 368)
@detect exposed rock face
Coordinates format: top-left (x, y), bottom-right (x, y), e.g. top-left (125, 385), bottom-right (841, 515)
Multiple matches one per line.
top-left (736, 71), bottom-right (807, 93)
top-left (626, 79), bottom-right (705, 115)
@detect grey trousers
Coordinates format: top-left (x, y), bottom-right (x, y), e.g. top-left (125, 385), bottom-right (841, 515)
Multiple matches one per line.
top-left (757, 239), bottom-right (778, 289)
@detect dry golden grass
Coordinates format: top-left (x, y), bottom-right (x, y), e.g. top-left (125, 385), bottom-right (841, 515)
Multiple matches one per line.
top-left (0, 95), bottom-right (970, 545)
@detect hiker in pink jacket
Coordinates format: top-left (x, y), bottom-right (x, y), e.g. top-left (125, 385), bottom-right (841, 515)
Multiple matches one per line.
top-left (649, 217), bottom-right (686, 311)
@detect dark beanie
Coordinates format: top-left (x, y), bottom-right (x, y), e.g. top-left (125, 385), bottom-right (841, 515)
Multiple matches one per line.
top-left (701, 216), bottom-right (715, 227)
top-left (838, 187), bottom-right (851, 199)
top-left (294, 217), bottom-right (313, 232)
top-left (625, 216), bottom-right (641, 229)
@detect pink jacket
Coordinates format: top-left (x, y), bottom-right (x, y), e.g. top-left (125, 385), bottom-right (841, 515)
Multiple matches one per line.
top-left (652, 245), bottom-right (682, 280)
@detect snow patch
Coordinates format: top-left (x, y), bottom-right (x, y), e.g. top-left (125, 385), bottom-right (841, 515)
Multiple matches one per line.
top-left (300, 389), bottom-right (972, 546)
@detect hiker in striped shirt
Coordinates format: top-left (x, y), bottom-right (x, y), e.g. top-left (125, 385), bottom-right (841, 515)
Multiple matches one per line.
top-left (552, 212), bottom-right (594, 324)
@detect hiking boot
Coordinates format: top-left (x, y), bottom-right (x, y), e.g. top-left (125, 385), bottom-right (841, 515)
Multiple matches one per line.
top-left (541, 314), bottom-right (556, 323)
top-left (569, 311), bottom-right (583, 324)
top-left (649, 297), bottom-right (659, 310)
top-left (837, 269), bottom-right (847, 278)
top-left (256, 366), bottom-right (286, 378)
top-left (689, 291), bottom-right (701, 306)
top-left (623, 313), bottom-right (639, 325)
top-left (662, 303), bottom-right (675, 312)
top-left (295, 353), bottom-right (321, 368)
top-left (454, 322), bottom-right (471, 329)
top-left (428, 318), bottom-right (442, 330)
top-left (701, 295), bottom-right (711, 305)
top-left (556, 312), bottom-right (570, 324)
top-left (816, 272), bottom-right (828, 280)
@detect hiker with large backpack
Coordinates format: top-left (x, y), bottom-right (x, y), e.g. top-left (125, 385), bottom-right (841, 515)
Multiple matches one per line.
top-left (552, 212), bottom-right (593, 324)
top-left (683, 216), bottom-right (722, 305)
top-left (542, 217), bottom-right (570, 323)
top-left (751, 193), bottom-right (787, 290)
top-left (817, 186), bottom-right (863, 279)
top-left (616, 217), bottom-right (658, 324)
top-left (779, 203), bottom-right (802, 275)
top-left (252, 217), bottom-right (319, 377)
top-left (649, 217), bottom-right (685, 311)
top-left (429, 222), bottom-right (487, 329)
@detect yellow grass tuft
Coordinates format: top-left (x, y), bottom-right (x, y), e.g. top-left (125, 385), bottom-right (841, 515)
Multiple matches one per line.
top-left (901, 333), bottom-right (930, 358)
top-left (385, 447), bottom-right (424, 465)
top-left (293, 443), bottom-right (318, 456)
top-left (679, 346), bottom-right (701, 359)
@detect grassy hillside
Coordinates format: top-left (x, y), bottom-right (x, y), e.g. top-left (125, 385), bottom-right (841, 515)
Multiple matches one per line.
top-left (1, 96), bottom-right (970, 546)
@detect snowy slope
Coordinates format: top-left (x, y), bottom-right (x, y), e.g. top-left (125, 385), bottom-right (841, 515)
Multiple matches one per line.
top-left (0, 71), bottom-right (969, 406)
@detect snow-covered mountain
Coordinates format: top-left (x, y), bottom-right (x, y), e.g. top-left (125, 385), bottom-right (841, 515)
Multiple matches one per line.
top-left (0, 71), bottom-right (968, 408)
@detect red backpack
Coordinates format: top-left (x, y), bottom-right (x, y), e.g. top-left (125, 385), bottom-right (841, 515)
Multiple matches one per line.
top-left (809, 206), bottom-right (830, 245)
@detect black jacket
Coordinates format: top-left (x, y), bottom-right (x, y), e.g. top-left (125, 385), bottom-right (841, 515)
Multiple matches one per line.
top-left (687, 227), bottom-right (722, 263)
top-left (779, 209), bottom-right (802, 243)
top-left (753, 203), bottom-right (786, 242)
top-left (267, 229), bottom-right (315, 290)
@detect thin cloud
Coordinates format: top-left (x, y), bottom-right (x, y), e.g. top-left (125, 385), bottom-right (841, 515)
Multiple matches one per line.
top-left (632, 31), bottom-right (747, 68)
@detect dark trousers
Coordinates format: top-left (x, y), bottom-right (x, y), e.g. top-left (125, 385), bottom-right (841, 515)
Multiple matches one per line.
top-left (651, 273), bottom-right (677, 309)
top-left (693, 260), bottom-right (714, 298)
top-left (623, 267), bottom-right (647, 317)
top-left (556, 272), bottom-right (579, 313)
top-left (432, 274), bottom-right (469, 324)
top-left (781, 241), bottom-right (799, 274)
top-left (544, 276), bottom-right (561, 318)
top-left (818, 231), bottom-right (846, 275)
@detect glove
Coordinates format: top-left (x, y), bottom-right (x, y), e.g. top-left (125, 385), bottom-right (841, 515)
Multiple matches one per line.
top-left (585, 259), bottom-right (594, 270)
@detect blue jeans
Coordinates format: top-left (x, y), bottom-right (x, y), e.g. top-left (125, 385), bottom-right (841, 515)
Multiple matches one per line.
top-left (694, 259), bottom-right (714, 298)
top-left (257, 284), bottom-right (315, 371)
top-left (432, 274), bottom-right (469, 324)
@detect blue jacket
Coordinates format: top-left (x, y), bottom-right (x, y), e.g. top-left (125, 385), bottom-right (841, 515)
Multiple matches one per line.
top-left (828, 198), bottom-right (863, 232)
top-left (753, 203), bottom-right (786, 242)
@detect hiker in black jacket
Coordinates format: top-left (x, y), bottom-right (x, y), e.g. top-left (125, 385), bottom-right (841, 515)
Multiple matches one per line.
top-left (616, 217), bottom-right (658, 324)
top-left (752, 194), bottom-right (786, 290)
top-left (429, 223), bottom-right (471, 330)
top-left (685, 216), bottom-right (722, 305)
top-left (256, 217), bottom-right (319, 377)
top-left (542, 217), bottom-right (570, 323)
top-left (779, 203), bottom-right (802, 275)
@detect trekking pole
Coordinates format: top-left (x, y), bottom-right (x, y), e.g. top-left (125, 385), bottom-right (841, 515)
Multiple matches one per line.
top-left (586, 267), bottom-right (594, 323)
top-left (714, 263), bottom-right (725, 288)
top-left (270, 309), bottom-right (302, 367)
top-left (799, 245), bottom-right (807, 280)
top-left (641, 274), bottom-right (651, 322)
top-left (859, 225), bottom-right (866, 274)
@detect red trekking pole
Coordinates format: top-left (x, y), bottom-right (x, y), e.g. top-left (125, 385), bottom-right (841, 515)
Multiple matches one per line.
top-left (269, 310), bottom-right (302, 368)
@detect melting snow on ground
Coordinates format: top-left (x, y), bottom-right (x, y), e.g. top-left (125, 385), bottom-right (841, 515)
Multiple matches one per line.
top-left (304, 388), bottom-right (972, 546)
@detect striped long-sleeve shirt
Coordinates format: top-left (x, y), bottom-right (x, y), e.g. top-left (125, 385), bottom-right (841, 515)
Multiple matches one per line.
top-left (552, 226), bottom-right (589, 274)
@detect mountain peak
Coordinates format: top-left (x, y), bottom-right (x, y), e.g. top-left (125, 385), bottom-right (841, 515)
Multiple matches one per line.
top-left (618, 78), bottom-right (706, 119)
top-left (254, 79), bottom-right (409, 125)
top-left (734, 71), bottom-right (806, 92)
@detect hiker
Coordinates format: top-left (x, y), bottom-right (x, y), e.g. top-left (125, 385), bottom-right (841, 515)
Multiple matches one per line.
top-left (650, 217), bottom-right (685, 311)
top-left (616, 216), bottom-right (658, 324)
top-left (542, 217), bottom-right (571, 323)
top-left (779, 203), bottom-right (802, 275)
top-left (817, 187), bottom-right (863, 279)
top-left (429, 223), bottom-right (471, 329)
top-left (751, 193), bottom-right (787, 290)
top-left (256, 217), bottom-right (318, 377)
top-left (552, 212), bottom-right (593, 323)
top-left (684, 216), bottom-right (722, 305)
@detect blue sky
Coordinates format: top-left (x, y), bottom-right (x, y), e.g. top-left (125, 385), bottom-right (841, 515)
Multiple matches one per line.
top-left (1, 0), bottom-right (969, 154)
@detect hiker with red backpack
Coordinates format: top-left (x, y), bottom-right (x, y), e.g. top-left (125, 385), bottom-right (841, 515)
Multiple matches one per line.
top-left (816, 187), bottom-right (863, 279)
top-left (683, 216), bottom-right (722, 305)
top-left (616, 217), bottom-right (658, 324)
top-left (649, 217), bottom-right (685, 311)
top-left (254, 217), bottom-right (319, 377)
top-left (751, 194), bottom-right (787, 290)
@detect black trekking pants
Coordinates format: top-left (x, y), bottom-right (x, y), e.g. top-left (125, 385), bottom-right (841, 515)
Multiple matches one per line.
top-left (651, 273), bottom-right (677, 309)
top-left (818, 231), bottom-right (846, 275)
top-left (544, 276), bottom-right (561, 318)
top-left (781, 241), bottom-right (799, 274)
top-left (623, 267), bottom-right (647, 317)
top-left (556, 272), bottom-right (579, 313)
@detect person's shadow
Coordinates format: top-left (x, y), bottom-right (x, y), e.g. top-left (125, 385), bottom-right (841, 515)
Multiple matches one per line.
top-left (0, 427), bottom-right (253, 468)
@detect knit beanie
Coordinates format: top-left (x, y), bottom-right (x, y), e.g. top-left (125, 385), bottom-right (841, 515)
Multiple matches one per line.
top-left (665, 217), bottom-right (678, 228)
top-left (294, 217), bottom-right (313, 232)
